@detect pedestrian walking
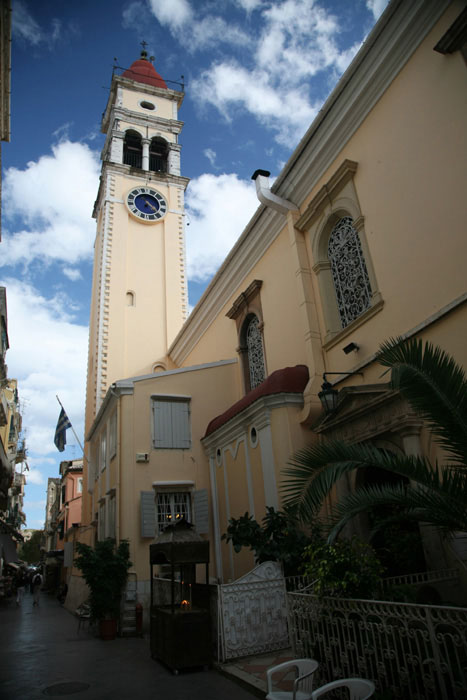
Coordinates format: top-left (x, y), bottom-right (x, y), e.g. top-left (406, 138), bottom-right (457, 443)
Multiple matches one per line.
top-left (15, 567), bottom-right (27, 606)
top-left (32, 570), bottom-right (43, 606)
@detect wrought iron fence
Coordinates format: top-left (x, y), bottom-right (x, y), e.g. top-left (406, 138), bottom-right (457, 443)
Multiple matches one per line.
top-left (287, 591), bottom-right (467, 699)
top-left (380, 568), bottom-right (459, 591)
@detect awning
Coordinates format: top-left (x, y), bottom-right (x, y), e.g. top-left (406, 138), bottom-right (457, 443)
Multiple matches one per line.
top-left (0, 533), bottom-right (19, 565)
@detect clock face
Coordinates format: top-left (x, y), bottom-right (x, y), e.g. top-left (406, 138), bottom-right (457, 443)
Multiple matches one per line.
top-left (126, 187), bottom-right (167, 223)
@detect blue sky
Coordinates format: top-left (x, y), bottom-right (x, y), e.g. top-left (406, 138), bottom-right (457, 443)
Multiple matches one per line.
top-left (1, 0), bottom-right (387, 530)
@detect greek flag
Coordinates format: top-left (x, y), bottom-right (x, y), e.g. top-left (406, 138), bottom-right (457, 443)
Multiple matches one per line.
top-left (54, 408), bottom-right (72, 452)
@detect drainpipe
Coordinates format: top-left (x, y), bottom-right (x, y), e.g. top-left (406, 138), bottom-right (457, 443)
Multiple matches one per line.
top-left (252, 169), bottom-right (298, 214)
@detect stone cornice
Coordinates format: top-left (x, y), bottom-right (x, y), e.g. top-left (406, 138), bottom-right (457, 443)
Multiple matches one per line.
top-left (102, 75), bottom-right (184, 132)
top-left (110, 106), bottom-right (184, 134)
top-left (296, 160), bottom-right (358, 231)
top-left (92, 162), bottom-right (190, 218)
top-left (226, 280), bottom-right (263, 320)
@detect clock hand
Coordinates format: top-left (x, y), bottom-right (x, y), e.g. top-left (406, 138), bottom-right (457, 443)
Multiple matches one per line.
top-left (143, 198), bottom-right (158, 212)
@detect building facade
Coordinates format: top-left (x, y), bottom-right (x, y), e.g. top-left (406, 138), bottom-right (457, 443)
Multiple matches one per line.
top-left (76, 0), bottom-right (467, 615)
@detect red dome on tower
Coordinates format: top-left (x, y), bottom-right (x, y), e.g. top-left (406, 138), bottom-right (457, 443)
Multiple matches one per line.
top-left (122, 51), bottom-right (167, 89)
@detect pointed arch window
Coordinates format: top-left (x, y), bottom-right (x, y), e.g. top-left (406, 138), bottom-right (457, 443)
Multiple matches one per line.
top-left (328, 216), bottom-right (372, 328)
top-left (123, 130), bottom-right (142, 168)
top-left (149, 137), bottom-right (168, 173)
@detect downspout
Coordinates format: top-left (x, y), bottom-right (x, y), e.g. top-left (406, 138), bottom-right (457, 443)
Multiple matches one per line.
top-left (251, 169), bottom-right (298, 214)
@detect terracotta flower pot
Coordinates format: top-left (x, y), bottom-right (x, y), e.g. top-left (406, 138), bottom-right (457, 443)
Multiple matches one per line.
top-left (99, 618), bottom-right (118, 640)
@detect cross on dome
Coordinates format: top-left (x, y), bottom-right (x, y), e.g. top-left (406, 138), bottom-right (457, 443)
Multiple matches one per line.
top-left (122, 46), bottom-right (167, 89)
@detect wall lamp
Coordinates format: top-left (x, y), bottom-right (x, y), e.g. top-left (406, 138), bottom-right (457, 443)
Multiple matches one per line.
top-left (343, 342), bottom-right (359, 354)
top-left (318, 371), bottom-right (363, 414)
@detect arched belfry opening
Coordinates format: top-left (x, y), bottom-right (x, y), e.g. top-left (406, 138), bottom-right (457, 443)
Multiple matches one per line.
top-left (123, 130), bottom-right (143, 168)
top-left (149, 137), bottom-right (168, 173)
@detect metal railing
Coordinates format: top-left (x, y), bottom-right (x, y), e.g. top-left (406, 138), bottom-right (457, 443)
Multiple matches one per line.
top-left (381, 568), bottom-right (459, 591)
top-left (287, 591), bottom-right (467, 699)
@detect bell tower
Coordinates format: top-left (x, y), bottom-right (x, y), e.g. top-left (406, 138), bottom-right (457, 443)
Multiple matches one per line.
top-left (85, 50), bottom-right (189, 431)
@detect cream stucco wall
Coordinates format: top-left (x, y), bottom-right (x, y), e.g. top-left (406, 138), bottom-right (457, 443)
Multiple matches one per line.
top-left (304, 4), bottom-right (467, 374)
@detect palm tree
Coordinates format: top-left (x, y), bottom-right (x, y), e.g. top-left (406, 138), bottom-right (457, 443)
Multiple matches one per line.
top-left (282, 337), bottom-right (467, 542)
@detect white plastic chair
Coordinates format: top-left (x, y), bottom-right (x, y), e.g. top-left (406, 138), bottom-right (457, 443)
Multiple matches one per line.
top-left (311, 678), bottom-right (375, 700)
top-left (266, 658), bottom-right (319, 700)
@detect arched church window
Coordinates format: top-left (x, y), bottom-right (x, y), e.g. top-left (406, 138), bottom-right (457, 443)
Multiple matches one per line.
top-left (123, 130), bottom-right (142, 168)
top-left (126, 291), bottom-right (135, 306)
top-left (244, 314), bottom-right (265, 390)
top-left (149, 137), bottom-right (168, 173)
top-left (328, 216), bottom-right (372, 328)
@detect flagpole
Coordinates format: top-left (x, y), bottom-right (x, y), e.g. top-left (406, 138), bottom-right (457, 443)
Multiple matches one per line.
top-left (55, 395), bottom-right (86, 459)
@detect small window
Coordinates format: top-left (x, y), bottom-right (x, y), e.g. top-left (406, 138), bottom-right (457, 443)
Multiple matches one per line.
top-left (100, 432), bottom-right (107, 471)
top-left (77, 478), bottom-right (83, 494)
top-left (152, 397), bottom-right (191, 449)
top-left (98, 502), bottom-right (106, 541)
top-left (156, 492), bottom-right (191, 533)
top-left (108, 496), bottom-right (116, 540)
top-left (140, 100), bottom-right (155, 110)
top-left (109, 411), bottom-right (117, 459)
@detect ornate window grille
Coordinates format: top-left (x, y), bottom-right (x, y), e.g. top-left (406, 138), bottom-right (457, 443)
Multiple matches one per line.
top-left (156, 492), bottom-right (191, 533)
top-left (246, 315), bottom-right (265, 390)
top-left (328, 216), bottom-right (372, 328)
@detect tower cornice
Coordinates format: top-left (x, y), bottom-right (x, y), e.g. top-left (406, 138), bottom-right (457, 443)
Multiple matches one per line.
top-left (92, 161), bottom-right (190, 219)
top-left (102, 75), bottom-right (184, 133)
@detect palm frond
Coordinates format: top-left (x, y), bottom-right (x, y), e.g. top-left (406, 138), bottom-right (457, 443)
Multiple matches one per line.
top-left (282, 439), bottom-right (436, 522)
top-left (326, 480), bottom-right (467, 542)
top-left (377, 337), bottom-right (467, 465)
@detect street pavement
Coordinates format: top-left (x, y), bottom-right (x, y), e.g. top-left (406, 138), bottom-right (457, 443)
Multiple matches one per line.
top-left (0, 590), bottom-right (258, 700)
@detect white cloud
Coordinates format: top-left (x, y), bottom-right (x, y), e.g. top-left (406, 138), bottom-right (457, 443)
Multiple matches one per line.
top-left (204, 148), bottom-right (217, 167)
top-left (187, 0), bottom-right (363, 145)
top-left (1, 140), bottom-right (99, 270)
top-left (235, 0), bottom-right (264, 11)
top-left (1, 279), bottom-right (88, 458)
top-left (12, 0), bottom-right (43, 45)
top-left (12, 0), bottom-right (62, 46)
top-left (192, 62), bottom-right (318, 145)
top-left (366, 0), bottom-right (388, 21)
top-left (62, 267), bottom-right (82, 281)
top-left (186, 173), bottom-right (259, 282)
top-left (147, 0), bottom-right (249, 51)
top-left (148, 0), bottom-right (193, 29)
top-left (24, 469), bottom-right (45, 486)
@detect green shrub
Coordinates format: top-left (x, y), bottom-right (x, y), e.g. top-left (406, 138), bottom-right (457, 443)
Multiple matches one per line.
top-left (302, 536), bottom-right (383, 598)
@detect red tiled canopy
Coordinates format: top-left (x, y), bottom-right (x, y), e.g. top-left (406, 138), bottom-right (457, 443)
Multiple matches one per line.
top-left (122, 58), bottom-right (167, 89)
top-left (204, 365), bottom-right (309, 437)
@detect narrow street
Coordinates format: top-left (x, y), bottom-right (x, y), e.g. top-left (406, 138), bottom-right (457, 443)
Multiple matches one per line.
top-left (0, 591), bottom-right (256, 700)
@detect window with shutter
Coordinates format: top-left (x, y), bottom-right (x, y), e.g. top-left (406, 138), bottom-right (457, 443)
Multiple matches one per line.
top-left (152, 397), bottom-right (191, 449)
top-left (141, 491), bottom-right (156, 538)
top-left (156, 491), bottom-right (191, 533)
top-left (193, 489), bottom-right (209, 534)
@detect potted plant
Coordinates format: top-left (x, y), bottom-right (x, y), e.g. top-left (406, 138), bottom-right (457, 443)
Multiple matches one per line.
top-left (75, 538), bottom-right (132, 640)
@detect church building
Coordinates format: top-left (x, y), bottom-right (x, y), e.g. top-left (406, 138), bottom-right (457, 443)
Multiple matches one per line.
top-left (73, 0), bottom-right (467, 618)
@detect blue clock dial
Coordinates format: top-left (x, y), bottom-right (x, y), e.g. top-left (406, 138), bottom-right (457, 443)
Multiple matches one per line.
top-left (134, 193), bottom-right (160, 214)
top-left (126, 187), bottom-right (167, 223)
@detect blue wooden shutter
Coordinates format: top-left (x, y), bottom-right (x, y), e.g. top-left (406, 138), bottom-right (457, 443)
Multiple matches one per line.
top-left (141, 491), bottom-right (155, 538)
top-left (171, 400), bottom-right (191, 448)
top-left (153, 400), bottom-right (172, 448)
top-left (193, 489), bottom-right (209, 534)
